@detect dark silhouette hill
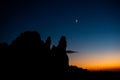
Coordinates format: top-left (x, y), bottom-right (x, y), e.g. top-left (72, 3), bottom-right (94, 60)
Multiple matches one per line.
top-left (0, 31), bottom-right (120, 80)
top-left (1, 31), bottom-right (69, 79)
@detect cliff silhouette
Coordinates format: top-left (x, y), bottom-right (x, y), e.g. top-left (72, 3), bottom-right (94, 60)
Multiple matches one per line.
top-left (0, 31), bottom-right (120, 80)
top-left (1, 31), bottom-right (69, 79)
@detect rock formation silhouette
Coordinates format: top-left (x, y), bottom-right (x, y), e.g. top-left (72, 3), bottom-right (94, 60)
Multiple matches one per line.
top-left (1, 31), bottom-right (120, 80)
top-left (1, 31), bottom-right (69, 79)
top-left (51, 36), bottom-right (69, 80)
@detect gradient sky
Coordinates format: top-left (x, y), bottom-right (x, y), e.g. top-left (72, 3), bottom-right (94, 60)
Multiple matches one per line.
top-left (1, 0), bottom-right (120, 71)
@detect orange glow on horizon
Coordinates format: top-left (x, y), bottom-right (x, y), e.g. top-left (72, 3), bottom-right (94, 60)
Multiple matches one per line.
top-left (68, 50), bottom-right (120, 71)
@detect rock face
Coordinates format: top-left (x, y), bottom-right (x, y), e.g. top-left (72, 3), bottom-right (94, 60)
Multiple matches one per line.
top-left (0, 31), bottom-right (69, 79)
top-left (51, 36), bottom-right (69, 80)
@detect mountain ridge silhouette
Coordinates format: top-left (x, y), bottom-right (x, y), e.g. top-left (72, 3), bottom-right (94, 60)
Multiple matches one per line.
top-left (0, 31), bottom-right (120, 80)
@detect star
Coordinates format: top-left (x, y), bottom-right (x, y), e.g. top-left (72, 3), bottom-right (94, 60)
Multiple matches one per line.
top-left (75, 19), bottom-right (78, 23)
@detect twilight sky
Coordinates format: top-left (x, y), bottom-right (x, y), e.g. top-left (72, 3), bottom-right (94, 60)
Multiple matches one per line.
top-left (1, 0), bottom-right (120, 71)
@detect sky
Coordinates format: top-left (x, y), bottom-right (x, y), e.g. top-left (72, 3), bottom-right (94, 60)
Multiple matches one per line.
top-left (1, 0), bottom-right (120, 71)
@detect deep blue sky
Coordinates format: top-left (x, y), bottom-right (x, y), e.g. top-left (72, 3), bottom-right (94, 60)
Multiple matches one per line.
top-left (1, 0), bottom-right (120, 68)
